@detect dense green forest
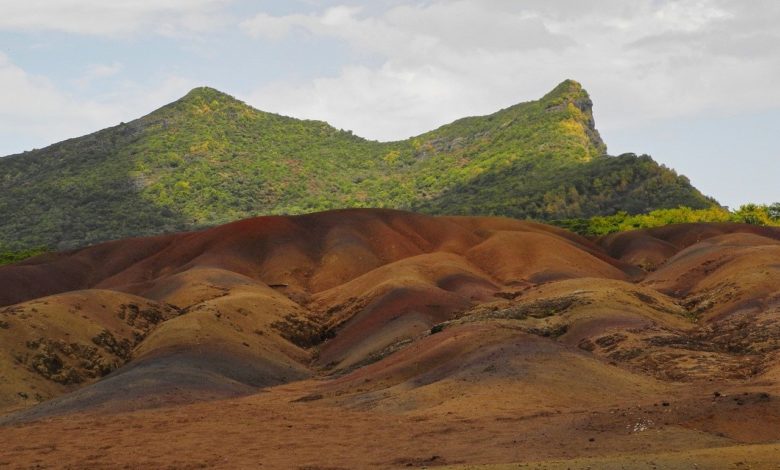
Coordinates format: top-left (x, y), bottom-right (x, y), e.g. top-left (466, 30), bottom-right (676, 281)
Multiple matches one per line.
top-left (0, 79), bottom-right (716, 251)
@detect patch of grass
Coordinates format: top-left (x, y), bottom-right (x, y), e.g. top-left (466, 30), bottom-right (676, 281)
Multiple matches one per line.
top-left (0, 247), bottom-right (48, 266)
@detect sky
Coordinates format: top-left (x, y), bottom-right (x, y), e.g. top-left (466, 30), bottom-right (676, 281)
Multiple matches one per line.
top-left (1, 0), bottom-right (778, 208)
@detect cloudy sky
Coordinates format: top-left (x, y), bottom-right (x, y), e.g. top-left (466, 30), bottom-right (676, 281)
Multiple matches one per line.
top-left (1, 0), bottom-right (778, 207)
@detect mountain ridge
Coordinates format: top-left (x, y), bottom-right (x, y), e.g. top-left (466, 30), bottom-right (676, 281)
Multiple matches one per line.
top-left (0, 79), bottom-right (716, 251)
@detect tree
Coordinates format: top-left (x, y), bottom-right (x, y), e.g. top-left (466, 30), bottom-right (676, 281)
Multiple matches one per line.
top-left (768, 202), bottom-right (780, 221)
top-left (731, 203), bottom-right (771, 225)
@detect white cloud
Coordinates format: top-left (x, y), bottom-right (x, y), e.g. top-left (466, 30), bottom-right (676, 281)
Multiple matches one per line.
top-left (85, 62), bottom-right (123, 79)
top-left (242, 4), bottom-right (571, 56)
top-left (0, 53), bottom-right (196, 155)
top-left (240, 12), bottom-right (298, 40)
top-left (0, 53), bottom-right (111, 145)
top-left (242, 0), bottom-right (780, 140)
top-left (0, 0), bottom-right (230, 36)
top-left (73, 62), bottom-right (123, 88)
top-left (249, 62), bottom-right (475, 140)
top-left (657, 1), bottom-right (731, 30)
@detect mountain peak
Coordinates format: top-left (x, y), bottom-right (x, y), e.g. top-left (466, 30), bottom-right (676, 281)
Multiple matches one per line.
top-left (543, 79), bottom-right (585, 100)
top-left (179, 86), bottom-right (239, 103)
top-left (539, 79), bottom-right (605, 155)
top-left (145, 86), bottom-right (255, 121)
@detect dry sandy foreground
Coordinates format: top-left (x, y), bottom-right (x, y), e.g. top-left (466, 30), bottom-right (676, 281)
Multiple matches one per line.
top-left (1, 210), bottom-right (780, 468)
top-left (448, 445), bottom-right (780, 470)
top-left (0, 379), bottom-right (778, 469)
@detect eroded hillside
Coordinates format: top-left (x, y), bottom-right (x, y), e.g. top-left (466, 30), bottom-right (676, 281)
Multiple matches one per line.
top-left (0, 209), bottom-right (778, 468)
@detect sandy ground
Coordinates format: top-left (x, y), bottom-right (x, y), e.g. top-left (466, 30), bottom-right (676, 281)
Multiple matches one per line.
top-left (1, 377), bottom-right (778, 469)
top-left (447, 445), bottom-right (780, 470)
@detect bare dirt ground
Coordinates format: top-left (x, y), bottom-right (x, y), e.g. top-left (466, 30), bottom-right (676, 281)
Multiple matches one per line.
top-left (0, 379), bottom-right (778, 469)
top-left (1, 210), bottom-right (779, 468)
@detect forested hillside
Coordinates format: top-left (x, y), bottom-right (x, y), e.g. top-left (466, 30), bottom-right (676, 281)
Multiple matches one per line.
top-left (0, 80), bottom-right (715, 251)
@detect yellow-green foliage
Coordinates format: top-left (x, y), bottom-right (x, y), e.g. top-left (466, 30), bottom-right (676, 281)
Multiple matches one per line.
top-left (555, 204), bottom-right (780, 237)
top-left (0, 246), bottom-right (47, 266)
top-left (731, 203), bottom-right (779, 225)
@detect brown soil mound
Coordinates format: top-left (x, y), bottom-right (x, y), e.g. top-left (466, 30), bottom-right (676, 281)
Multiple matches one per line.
top-left (1, 209), bottom-right (779, 468)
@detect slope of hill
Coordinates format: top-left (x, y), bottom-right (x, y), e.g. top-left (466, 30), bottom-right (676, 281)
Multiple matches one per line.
top-left (0, 80), bottom-right (715, 251)
top-left (0, 209), bottom-right (778, 468)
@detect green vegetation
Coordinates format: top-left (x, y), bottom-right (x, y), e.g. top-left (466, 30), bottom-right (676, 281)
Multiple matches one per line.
top-left (553, 204), bottom-right (780, 237)
top-left (0, 80), bottom-right (717, 251)
top-left (0, 246), bottom-right (47, 266)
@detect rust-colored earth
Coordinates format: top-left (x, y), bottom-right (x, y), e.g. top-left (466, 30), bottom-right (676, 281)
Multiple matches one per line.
top-left (1, 209), bottom-right (779, 469)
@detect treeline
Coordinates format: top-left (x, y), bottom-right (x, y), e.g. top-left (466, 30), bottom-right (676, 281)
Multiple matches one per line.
top-left (552, 203), bottom-right (780, 237)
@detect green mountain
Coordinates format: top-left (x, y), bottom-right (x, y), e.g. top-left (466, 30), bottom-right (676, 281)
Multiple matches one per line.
top-left (0, 79), bottom-right (716, 250)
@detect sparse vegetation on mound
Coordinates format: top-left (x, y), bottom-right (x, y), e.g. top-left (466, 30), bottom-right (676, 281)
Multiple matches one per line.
top-left (0, 246), bottom-right (47, 266)
top-left (0, 80), bottom-right (715, 251)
